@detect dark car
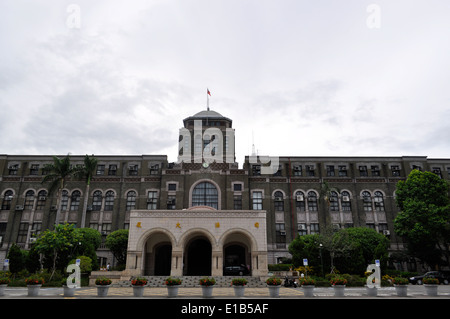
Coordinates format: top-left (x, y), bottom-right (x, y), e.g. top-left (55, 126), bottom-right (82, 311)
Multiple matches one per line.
top-left (409, 271), bottom-right (450, 285)
top-left (223, 265), bottom-right (250, 276)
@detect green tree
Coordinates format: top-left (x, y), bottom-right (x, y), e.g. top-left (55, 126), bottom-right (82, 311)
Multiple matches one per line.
top-left (74, 154), bottom-right (98, 228)
top-left (288, 234), bottom-right (329, 276)
top-left (34, 223), bottom-right (81, 279)
top-left (333, 227), bottom-right (389, 274)
top-left (394, 169), bottom-right (450, 268)
top-left (105, 229), bottom-right (129, 267)
top-left (41, 154), bottom-right (77, 226)
top-left (74, 228), bottom-right (101, 270)
top-left (7, 243), bottom-right (25, 275)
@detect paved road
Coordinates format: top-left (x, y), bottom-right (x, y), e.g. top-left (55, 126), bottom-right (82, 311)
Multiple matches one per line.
top-left (2, 285), bottom-right (450, 298)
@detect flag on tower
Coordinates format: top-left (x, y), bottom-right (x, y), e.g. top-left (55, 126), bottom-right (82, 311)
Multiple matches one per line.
top-left (207, 88), bottom-right (211, 96)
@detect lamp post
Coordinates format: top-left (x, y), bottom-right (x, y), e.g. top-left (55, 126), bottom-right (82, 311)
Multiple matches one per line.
top-left (319, 244), bottom-right (324, 278)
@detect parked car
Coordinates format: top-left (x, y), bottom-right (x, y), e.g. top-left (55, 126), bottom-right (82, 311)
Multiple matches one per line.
top-left (409, 271), bottom-right (450, 285)
top-left (223, 265), bottom-right (250, 276)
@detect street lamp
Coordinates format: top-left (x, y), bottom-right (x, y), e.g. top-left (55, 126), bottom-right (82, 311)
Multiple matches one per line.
top-left (319, 243), bottom-right (324, 278)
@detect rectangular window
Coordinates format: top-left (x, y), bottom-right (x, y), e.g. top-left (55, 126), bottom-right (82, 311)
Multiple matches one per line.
top-left (129, 165), bottom-right (138, 176)
top-left (233, 195), bottom-right (242, 210)
top-left (233, 183), bottom-right (242, 191)
top-left (168, 183), bottom-right (177, 191)
top-left (101, 223), bottom-right (112, 236)
top-left (371, 166), bottom-right (380, 176)
top-left (30, 164), bottom-right (39, 175)
top-left (359, 166), bottom-right (368, 177)
top-left (149, 164), bottom-right (159, 175)
top-left (306, 165), bottom-right (315, 176)
top-left (252, 165), bottom-right (261, 176)
top-left (391, 165), bottom-right (400, 176)
top-left (298, 223), bottom-right (307, 236)
top-left (17, 223), bottom-right (28, 243)
top-left (338, 166), bottom-right (347, 177)
top-left (147, 191), bottom-right (158, 209)
top-left (96, 165), bottom-right (105, 175)
top-left (167, 195), bottom-right (176, 209)
top-left (8, 165), bottom-right (18, 175)
top-left (252, 191), bottom-right (263, 210)
top-left (292, 165), bottom-right (302, 176)
top-left (310, 223), bottom-right (320, 234)
top-left (108, 165), bottom-right (117, 176)
top-left (326, 165), bottom-right (335, 177)
top-left (275, 223), bottom-right (286, 247)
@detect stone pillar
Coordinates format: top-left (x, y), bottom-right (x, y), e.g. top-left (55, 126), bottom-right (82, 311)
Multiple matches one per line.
top-left (171, 250), bottom-right (183, 276)
top-left (211, 250), bottom-right (223, 277)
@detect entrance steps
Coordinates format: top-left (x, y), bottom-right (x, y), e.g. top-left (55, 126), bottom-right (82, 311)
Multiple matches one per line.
top-left (113, 276), bottom-right (266, 288)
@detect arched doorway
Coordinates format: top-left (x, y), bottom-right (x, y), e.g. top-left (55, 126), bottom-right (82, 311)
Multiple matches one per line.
top-left (154, 244), bottom-right (172, 276)
top-left (184, 237), bottom-right (212, 275)
top-left (144, 232), bottom-right (173, 276)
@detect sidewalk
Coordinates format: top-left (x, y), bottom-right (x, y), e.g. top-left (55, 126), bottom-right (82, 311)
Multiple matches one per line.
top-left (2, 285), bottom-right (450, 298)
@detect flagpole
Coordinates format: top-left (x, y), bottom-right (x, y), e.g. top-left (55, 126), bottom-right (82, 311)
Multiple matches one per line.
top-left (207, 88), bottom-right (210, 111)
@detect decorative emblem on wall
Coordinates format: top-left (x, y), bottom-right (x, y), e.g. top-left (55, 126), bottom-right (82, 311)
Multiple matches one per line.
top-left (254, 222), bottom-right (259, 228)
top-left (176, 222), bottom-right (181, 228)
top-left (215, 222), bottom-right (220, 228)
top-left (136, 222), bottom-right (141, 228)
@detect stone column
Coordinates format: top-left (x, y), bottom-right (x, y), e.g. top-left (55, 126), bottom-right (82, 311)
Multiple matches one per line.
top-left (171, 250), bottom-right (183, 276)
top-left (211, 250), bottom-right (223, 277)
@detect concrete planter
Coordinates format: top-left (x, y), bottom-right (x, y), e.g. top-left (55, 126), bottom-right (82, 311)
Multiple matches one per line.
top-left (96, 285), bottom-right (110, 297)
top-left (394, 285), bottom-right (408, 297)
top-left (27, 285), bottom-right (42, 297)
top-left (167, 285), bottom-right (179, 298)
top-left (63, 285), bottom-right (76, 297)
top-left (233, 286), bottom-right (246, 297)
top-left (201, 286), bottom-right (214, 298)
top-left (333, 285), bottom-right (346, 297)
top-left (424, 284), bottom-right (438, 296)
top-left (302, 285), bottom-right (315, 297)
top-left (365, 286), bottom-right (378, 297)
top-left (0, 284), bottom-right (8, 296)
top-left (133, 285), bottom-right (145, 297)
top-left (267, 285), bottom-right (280, 298)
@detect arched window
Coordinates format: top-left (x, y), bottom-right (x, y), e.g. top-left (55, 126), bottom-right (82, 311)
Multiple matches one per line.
top-left (126, 191), bottom-right (137, 211)
top-left (329, 191), bottom-right (339, 211)
top-left (61, 190), bottom-right (69, 211)
top-left (307, 191), bottom-right (318, 211)
top-left (70, 191), bottom-right (81, 211)
top-left (274, 191), bottom-right (284, 211)
top-left (92, 191), bottom-right (102, 211)
top-left (374, 191), bottom-right (385, 211)
top-left (192, 182), bottom-right (218, 209)
top-left (295, 191), bottom-right (305, 212)
top-left (362, 191), bottom-right (372, 211)
top-left (1, 190), bottom-right (13, 210)
top-left (341, 191), bottom-right (351, 211)
top-left (104, 191), bottom-right (115, 211)
top-left (24, 190), bottom-right (35, 210)
top-left (36, 190), bottom-right (47, 210)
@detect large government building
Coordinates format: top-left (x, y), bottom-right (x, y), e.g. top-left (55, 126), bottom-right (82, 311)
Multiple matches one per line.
top-left (1, 108), bottom-right (449, 276)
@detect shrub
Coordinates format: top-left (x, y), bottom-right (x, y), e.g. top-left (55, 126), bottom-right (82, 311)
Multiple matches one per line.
top-left (95, 276), bottom-right (112, 286)
top-left (423, 277), bottom-right (439, 285)
top-left (299, 277), bottom-right (316, 286)
top-left (392, 277), bottom-right (409, 285)
top-left (165, 277), bottom-right (182, 286)
top-left (131, 277), bottom-right (148, 286)
top-left (231, 278), bottom-right (248, 286)
top-left (199, 277), bottom-right (216, 286)
top-left (266, 276), bottom-right (282, 285)
top-left (25, 274), bottom-right (45, 285)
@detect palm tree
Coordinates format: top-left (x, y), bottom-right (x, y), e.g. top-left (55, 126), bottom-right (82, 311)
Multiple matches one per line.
top-left (319, 181), bottom-right (340, 207)
top-left (42, 154), bottom-right (76, 227)
top-left (75, 154), bottom-right (98, 228)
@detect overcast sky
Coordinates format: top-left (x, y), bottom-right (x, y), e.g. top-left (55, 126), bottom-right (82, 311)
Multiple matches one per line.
top-left (1, 1), bottom-right (450, 165)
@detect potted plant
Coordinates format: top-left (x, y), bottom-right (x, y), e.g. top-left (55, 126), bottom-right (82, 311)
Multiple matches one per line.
top-left (61, 278), bottom-right (76, 297)
top-left (25, 274), bottom-right (45, 297)
top-left (131, 276), bottom-right (148, 297)
top-left (199, 277), bottom-right (216, 298)
top-left (231, 278), bottom-right (248, 297)
top-left (392, 277), bottom-right (408, 297)
top-left (423, 277), bottom-right (439, 296)
top-left (0, 276), bottom-right (10, 297)
top-left (299, 277), bottom-right (316, 297)
top-left (165, 277), bottom-right (182, 297)
top-left (266, 276), bottom-right (282, 298)
top-left (330, 276), bottom-right (347, 297)
top-left (95, 276), bottom-right (112, 297)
